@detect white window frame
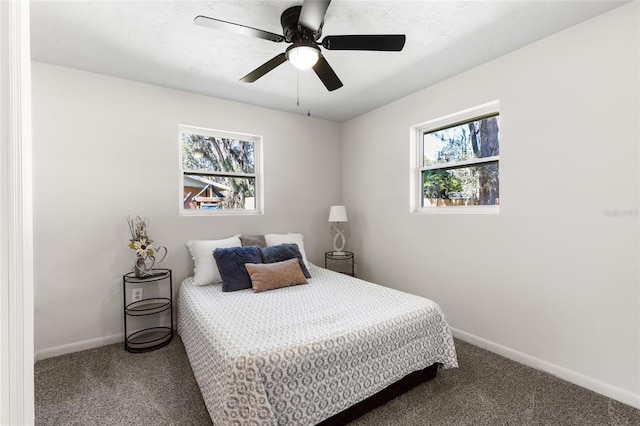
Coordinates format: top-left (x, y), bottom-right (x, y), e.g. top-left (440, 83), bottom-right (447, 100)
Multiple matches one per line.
top-left (410, 100), bottom-right (500, 215)
top-left (179, 125), bottom-right (263, 216)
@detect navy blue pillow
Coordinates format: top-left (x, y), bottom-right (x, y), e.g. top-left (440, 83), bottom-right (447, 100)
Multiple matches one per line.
top-left (213, 246), bottom-right (262, 292)
top-left (260, 243), bottom-right (311, 278)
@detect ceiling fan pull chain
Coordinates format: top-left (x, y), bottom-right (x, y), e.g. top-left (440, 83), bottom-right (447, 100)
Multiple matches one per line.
top-left (296, 68), bottom-right (300, 107)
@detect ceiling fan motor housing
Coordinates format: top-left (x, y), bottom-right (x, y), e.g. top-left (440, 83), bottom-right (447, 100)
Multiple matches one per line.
top-left (281, 6), bottom-right (323, 43)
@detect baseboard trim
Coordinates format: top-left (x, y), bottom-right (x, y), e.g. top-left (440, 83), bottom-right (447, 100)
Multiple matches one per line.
top-left (35, 321), bottom-right (178, 361)
top-left (34, 327), bottom-right (640, 409)
top-left (451, 327), bottom-right (640, 409)
top-left (35, 333), bottom-right (123, 361)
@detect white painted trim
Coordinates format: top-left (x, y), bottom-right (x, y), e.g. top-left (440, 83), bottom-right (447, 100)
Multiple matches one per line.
top-left (451, 328), bottom-right (640, 409)
top-left (36, 318), bottom-right (179, 360)
top-left (179, 208), bottom-right (262, 216)
top-left (414, 100), bottom-right (500, 132)
top-left (420, 155), bottom-right (500, 172)
top-left (0, 1), bottom-right (34, 424)
top-left (36, 333), bottom-right (124, 362)
top-left (414, 205), bottom-right (499, 215)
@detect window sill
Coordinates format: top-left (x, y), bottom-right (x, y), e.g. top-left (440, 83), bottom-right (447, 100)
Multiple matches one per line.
top-left (413, 205), bottom-right (499, 215)
top-left (179, 209), bottom-right (263, 217)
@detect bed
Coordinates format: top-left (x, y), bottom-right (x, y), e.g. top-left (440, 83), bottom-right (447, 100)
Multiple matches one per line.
top-left (178, 254), bottom-right (458, 426)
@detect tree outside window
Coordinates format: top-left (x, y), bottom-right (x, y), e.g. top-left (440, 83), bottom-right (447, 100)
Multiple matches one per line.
top-left (180, 126), bottom-right (261, 214)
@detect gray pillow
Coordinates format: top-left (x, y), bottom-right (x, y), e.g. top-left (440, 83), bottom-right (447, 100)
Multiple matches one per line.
top-left (240, 234), bottom-right (267, 248)
top-left (260, 243), bottom-right (311, 278)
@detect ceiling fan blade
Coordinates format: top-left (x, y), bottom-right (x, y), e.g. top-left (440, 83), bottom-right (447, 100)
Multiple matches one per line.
top-left (194, 15), bottom-right (285, 43)
top-left (240, 53), bottom-right (288, 83)
top-left (298, 0), bottom-right (331, 33)
top-left (312, 54), bottom-right (343, 91)
top-left (322, 35), bottom-right (406, 51)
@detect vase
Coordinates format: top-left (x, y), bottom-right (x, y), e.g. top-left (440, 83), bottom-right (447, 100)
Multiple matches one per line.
top-left (134, 255), bottom-right (151, 278)
top-left (132, 247), bottom-right (166, 278)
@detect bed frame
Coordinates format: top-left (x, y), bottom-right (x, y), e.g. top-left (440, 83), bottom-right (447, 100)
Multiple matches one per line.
top-left (318, 363), bottom-right (439, 425)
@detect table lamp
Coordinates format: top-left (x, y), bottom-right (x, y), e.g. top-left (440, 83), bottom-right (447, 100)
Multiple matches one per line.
top-left (328, 205), bottom-right (348, 255)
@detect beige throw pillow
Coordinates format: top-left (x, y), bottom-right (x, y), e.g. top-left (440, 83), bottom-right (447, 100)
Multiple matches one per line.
top-left (245, 258), bottom-right (308, 293)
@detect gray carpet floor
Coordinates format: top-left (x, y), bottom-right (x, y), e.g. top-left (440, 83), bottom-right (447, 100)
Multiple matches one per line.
top-left (35, 337), bottom-right (640, 425)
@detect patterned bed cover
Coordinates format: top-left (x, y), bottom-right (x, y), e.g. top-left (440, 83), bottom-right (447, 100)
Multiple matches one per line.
top-left (178, 264), bottom-right (458, 426)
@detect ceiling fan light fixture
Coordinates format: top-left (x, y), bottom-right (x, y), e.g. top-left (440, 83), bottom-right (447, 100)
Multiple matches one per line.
top-left (286, 45), bottom-right (320, 70)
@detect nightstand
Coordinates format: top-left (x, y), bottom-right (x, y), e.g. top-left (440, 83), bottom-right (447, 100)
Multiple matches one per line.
top-left (325, 251), bottom-right (355, 276)
top-left (122, 268), bottom-right (173, 353)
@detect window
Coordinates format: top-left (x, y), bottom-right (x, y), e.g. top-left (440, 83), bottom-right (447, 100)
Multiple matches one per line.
top-left (180, 125), bottom-right (262, 215)
top-left (412, 101), bottom-right (500, 213)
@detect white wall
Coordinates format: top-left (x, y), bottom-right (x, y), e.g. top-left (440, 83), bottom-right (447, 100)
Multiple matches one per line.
top-left (341, 3), bottom-right (639, 406)
top-left (31, 63), bottom-right (341, 358)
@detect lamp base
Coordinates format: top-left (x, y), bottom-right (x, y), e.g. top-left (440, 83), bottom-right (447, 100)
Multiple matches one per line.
top-left (332, 227), bottom-right (346, 254)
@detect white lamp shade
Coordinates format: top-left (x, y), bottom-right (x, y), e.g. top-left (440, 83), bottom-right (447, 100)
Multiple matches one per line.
top-left (328, 205), bottom-right (348, 222)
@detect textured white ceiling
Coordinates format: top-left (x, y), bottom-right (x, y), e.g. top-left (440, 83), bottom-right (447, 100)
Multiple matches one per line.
top-left (30, 1), bottom-right (627, 122)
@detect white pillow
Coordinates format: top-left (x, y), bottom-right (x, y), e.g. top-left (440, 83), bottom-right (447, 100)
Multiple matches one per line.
top-left (186, 236), bottom-right (241, 285)
top-left (264, 233), bottom-right (310, 268)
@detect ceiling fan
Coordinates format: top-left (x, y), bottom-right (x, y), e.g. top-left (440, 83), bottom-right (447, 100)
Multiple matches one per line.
top-left (194, 0), bottom-right (406, 91)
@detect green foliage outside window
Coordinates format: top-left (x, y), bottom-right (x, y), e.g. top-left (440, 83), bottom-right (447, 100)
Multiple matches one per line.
top-left (423, 167), bottom-right (463, 200)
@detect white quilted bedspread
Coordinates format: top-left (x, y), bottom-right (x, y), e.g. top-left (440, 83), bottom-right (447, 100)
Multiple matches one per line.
top-left (178, 264), bottom-right (458, 426)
